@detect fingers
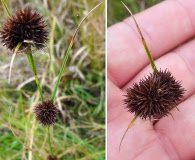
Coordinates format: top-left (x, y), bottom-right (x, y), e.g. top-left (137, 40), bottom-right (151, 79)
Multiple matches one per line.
top-left (108, 0), bottom-right (195, 88)
top-left (155, 94), bottom-right (195, 160)
top-left (117, 39), bottom-right (195, 159)
top-left (107, 79), bottom-right (129, 122)
top-left (107, 39), bottom-right (195, 159)
top-left (108, 119), bottom-right (155, 160)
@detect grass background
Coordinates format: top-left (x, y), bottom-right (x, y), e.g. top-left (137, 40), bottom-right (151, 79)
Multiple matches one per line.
top-left (108, 0), bottom-right (164, 27)
top-left (0, 0), bottom-right (105, 159)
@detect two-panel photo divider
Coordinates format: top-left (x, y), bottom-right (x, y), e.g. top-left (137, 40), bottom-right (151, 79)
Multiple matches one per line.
top-left (0, 0), bottom-right (195, 160)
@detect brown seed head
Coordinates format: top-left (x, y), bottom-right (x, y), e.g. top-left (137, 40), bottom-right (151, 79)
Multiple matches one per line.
top-left (124, 69), bottom-right (185, 120)
top-left (34, 100), bottom-right (59, 126)
top-left (47, 155), bottom-right (58, 160)
top-left (0, 7), bottom-right (48, 51)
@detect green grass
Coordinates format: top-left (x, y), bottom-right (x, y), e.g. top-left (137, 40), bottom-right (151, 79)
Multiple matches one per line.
top-left (0, 0), bottom-right (105, 159)
top-left (107, 0), bottom-right (164, 26)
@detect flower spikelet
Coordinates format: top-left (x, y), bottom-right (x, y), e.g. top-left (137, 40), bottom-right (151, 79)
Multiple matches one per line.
top-left (124, 69), bottom-right (185, 120)
top-left (0, 7), bottom-right (48, 51)
top-left (34, 100), bottom-right (59, 126)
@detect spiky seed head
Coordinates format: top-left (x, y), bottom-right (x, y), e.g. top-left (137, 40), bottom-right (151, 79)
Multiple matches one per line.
top-left (0, 7), bottom-right (48, 52)
top-left (47, 155), bottom-right (58, 160)
top-left (34, 100), bottom-right (59, 126)
top-left (124, 69), bottom-right (185, 120)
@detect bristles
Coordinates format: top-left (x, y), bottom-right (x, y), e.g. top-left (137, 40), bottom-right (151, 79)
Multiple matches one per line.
top-left (124, 69), bottom-right (185, 120)
top-left (0, 7), bottom-right (48, 52)
top-left (34, 100), bottom-right (59, 126)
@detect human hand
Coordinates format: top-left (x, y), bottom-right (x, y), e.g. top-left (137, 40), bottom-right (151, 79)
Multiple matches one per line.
top-left (107, 0), bottom-right (195, 159)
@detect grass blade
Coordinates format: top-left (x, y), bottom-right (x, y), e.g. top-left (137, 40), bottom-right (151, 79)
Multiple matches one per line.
top-left (121, 1), bottom-right (158, 73)
top-left (8, 42), bottom-right (23, 84)
top-left (1, 0), bottom-right (11, 17)
top-left (119, 115), bottom-right (139, 152)
top-left (51, 2), bottom-right (104, 102)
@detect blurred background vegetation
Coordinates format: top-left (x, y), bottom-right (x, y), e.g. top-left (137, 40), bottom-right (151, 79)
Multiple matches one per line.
top-left (0, 0), bottom-right (104, 159)
top-left (108, 0), bottom-right (164, 27)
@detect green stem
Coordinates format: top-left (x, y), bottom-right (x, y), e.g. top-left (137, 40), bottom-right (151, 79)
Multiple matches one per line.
top-left (121, 1), bottom-right (158, 73)
top-left (119, 115), bottom-right (139, 151)
top-left (51, 2), bottom-right (103, 102)
top-left (142, 40), bottom-right (158, 73)
top-left (1, 0), bottom-right (11, 17)
top-left (51, 40), bottom-right (73, 102)
top-left (47, 126), bottom-right (54, 158)
top-left (26, 49), bottom-right (44, 102)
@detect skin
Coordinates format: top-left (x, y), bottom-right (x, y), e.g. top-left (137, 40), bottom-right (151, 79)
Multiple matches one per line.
top-left (107, 0), bottom-right (195, 159)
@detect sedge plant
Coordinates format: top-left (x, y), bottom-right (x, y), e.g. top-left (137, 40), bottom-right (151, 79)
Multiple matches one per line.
top-left (0, 1), bottom-right (103, 159)
top-left (119, 1), bottom-right (185, 151)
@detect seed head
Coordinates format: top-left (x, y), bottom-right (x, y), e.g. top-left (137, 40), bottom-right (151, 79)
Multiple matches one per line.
top-left (47, 155), bottom-right (58, 160)
top-left (0, 7), bottom-right (48, 51)
top-left (124, 69), bottom-right (185, 120)
top-left (34, 100), bottom-right (59, 126)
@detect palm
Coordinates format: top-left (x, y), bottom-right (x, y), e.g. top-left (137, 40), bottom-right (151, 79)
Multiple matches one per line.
top-left (107, 0), bottom-right (195, 159)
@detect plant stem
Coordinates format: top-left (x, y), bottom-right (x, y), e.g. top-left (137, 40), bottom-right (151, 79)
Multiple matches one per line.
top-left (47, 126), bottom-right (54, 158)
top-left (51, 40), bottom-right (73, 102)
top-left (119, 115), bottom-right (139, 151)
top-left (1, 0), bottom-right (11, 17)
top-left (142, 40), bottom-right (158, 73)
top-left (51, 2), bottom-right (103, 102)
top-left (121, 1), bottom-right (158, 73)
top-left (25, 49), bottom-right (44, 102)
